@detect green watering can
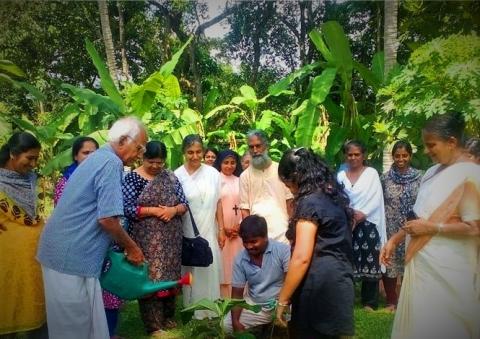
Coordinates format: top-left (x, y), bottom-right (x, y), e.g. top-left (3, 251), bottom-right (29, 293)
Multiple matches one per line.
top-left (100, 250), bottom-right (192, 300)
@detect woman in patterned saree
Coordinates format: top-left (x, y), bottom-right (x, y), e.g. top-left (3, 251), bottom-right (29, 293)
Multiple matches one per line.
top-left (381, 112), bottom-right (480, 339)
top-left (0, 132), bottom-right (47, 338)
top-left (122, 141), bottom-right (188, 337)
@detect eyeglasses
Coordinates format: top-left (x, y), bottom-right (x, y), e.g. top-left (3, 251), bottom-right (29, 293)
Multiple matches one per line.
top-left (144, 159), bottom-right (165, 167)
top-left (126, 136), bottom-right (146, 154)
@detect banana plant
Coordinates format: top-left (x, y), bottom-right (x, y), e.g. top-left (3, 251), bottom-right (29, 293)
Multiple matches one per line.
top-left (268, 20), bottom-right (383, 165)
top-left (202, 84), bottom-right (297, 160)
top-left (181, 298), bottom-right (260, 339)
top-left (44, 37), bottom-right (195, 171)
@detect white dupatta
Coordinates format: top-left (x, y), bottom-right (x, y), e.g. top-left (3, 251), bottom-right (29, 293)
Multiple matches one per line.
top-left (338, 166), bottom-right (387, 246)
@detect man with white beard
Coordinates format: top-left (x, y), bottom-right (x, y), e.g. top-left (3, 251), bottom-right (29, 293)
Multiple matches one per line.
top-left (239, 130), bottom-right (293, 243)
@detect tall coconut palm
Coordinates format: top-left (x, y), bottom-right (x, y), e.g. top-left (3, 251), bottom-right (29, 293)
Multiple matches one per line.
top-left (382, 0), bottom-right (399, 172)
top-left (98, 0), bottom-right (118, 85)
top-left (117, 1), bottom-right (130, 81)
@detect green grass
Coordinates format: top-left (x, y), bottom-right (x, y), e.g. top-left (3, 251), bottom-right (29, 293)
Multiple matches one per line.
top-left (117, 294), bottom-right (394, 338)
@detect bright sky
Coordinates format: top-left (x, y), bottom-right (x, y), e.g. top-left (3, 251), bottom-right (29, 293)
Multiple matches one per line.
top-left (203, 0), bottom-right (231, 38)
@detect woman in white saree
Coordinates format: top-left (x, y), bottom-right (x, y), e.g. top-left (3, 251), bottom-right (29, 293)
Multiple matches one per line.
top-left (175, 135), bottom-right (225, 319)
top-left (381, 112), bottom-right (480, 339)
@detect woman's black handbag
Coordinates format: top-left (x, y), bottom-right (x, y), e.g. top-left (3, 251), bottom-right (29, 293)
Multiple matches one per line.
top-left (181, 207), bottom-right (213, 267)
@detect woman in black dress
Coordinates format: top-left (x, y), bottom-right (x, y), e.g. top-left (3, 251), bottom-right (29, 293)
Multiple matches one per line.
top-left (276, 147), bottom-right (354, 339)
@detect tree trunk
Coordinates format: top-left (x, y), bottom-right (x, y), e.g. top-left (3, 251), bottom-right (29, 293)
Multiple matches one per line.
top-left (148, 0), bottom-right (237, 109)
top-left (305, 1), bottom-right (315, 65)
top-left (98, 0), bottom-right (117, 84)
top-left (251, 25), bottom-right (261, 85)
top-left (189, 41), bottom-right (203, 111)
top-left (299, 1), bottom-right (306, 67)
top-left (250, 1), bottom-right (274, 85)
top-left (384, 0), bottom-right (398, 74)
top-left (376, 2), bottom-right (383, 53)
top-left (382, 0), bottom-right (399, 172)
top-left (117, 1), bottom-right (130, 81)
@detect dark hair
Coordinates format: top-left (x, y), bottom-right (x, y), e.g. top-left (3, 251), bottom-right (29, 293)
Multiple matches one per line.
top-left (0, 132), bottom-right (41, 167)
top-left (423, 111), bottom-right (465, 145)
top-left (279, 147), bottom-right (352, 224)
top-left (239, 215), bottom-right (268, 239)
top-left (465, 137), bottom-right (480, 158)
top-left (342, 140), bottom-right (366, 155)
top-left (203, 147), bottom-right (218, 159)
top-left (391, 140), bottom-right (413, 156)
top-left (72, 136), bottom-right (99, 162)
top-left (247, 129), bottom-right (269, 147)
top-left (241, 150), bottom-right (251, 159)
top-left (182, 134), bottom-right (203, 153)
top-left (213, 150), bottom-right (242, 177)
top-left (144, 141), bottom-right (167, 160)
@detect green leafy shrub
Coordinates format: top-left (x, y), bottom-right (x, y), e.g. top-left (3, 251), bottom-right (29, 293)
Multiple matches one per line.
top-left (378, 34), bottom-right (480, 148)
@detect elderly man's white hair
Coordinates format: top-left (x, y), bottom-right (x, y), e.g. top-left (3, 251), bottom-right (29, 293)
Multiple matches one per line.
top-left (108, 116), bottom-right (145, 143)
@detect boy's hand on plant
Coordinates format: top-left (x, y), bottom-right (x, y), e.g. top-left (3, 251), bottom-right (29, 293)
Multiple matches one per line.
top-left (232, 320), bottom-right (245, 332)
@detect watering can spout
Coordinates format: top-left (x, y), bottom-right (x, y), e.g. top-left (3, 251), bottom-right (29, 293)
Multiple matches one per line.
top-left (143, 273), bottom-right (193, 295)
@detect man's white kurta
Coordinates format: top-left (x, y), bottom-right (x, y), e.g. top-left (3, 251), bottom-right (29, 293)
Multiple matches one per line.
top-left (239, 161), bottom-right (293, 243)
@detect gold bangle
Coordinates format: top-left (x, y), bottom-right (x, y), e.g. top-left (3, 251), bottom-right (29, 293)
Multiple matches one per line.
top-left (278, 301), bottom-right (290, 307)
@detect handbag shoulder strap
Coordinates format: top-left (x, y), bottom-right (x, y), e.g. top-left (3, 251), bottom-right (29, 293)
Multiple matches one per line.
top-left (187, 206), bottom-right (200, 237)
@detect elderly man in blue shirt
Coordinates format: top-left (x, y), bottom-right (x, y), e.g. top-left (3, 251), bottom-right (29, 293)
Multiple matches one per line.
top-left (224, 215), bottom-right (290, 333)
top-left (37, 116), bottom-right (147, 339)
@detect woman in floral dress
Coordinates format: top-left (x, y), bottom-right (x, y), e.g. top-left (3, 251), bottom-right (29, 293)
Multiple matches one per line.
top-left (119, 141), bottom-right (188, 337)
top-left (381, 140), bottom-right (422, 311)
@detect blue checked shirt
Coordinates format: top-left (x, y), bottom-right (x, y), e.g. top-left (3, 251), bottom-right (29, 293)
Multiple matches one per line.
top-left (37, 144), bottom-right (124, 278)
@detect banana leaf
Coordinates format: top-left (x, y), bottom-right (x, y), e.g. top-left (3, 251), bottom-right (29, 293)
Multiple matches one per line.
top-left (295, 68), bottom-right (337, 147)
top-left (85, 38), bottom-right (125, 112)
top-left (181, 298), bottom-right (261, 324)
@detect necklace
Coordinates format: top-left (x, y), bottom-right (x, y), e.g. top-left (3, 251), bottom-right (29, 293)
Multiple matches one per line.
top-left (346, 166), bottom-right (366, 187)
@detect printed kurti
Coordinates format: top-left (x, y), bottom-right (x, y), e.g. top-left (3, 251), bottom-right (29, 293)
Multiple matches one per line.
top-left (131, 169), bottom-right (184, 282)
top-left (337, 167), bottom-right (386, 279)
top-left (381, 166), bottom-right (422, 278)
top-left (0, 169), bottom-right (45, 335)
